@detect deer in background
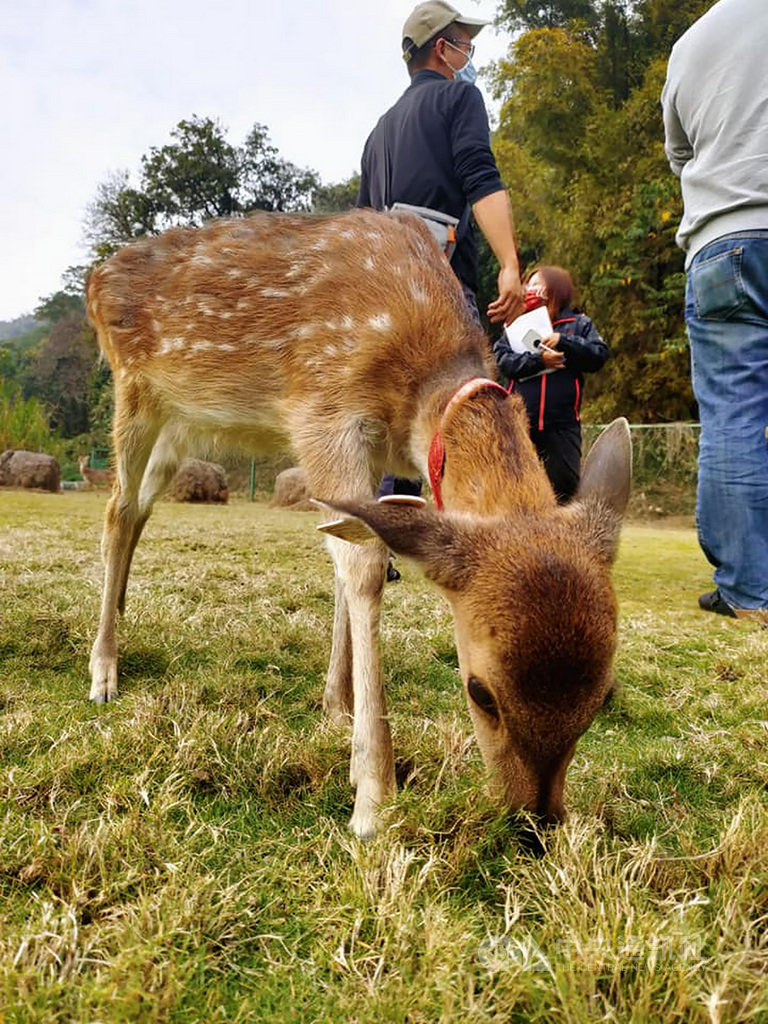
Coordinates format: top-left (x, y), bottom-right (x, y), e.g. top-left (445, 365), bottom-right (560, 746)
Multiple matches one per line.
top-left (86, 208), bottom-right (631, 839)
top-left (78, 454), bottom-right (114, 489)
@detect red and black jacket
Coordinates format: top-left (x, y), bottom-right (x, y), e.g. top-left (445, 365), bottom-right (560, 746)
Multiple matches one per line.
top-left (492, 308), bottom-right (609, 430)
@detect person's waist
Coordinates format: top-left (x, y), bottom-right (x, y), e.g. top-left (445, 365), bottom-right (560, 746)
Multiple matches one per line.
top-left (684, 208), bottom-right (768, 267)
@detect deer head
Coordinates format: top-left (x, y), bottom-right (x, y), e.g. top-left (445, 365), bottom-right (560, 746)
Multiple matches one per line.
top-left (319, 418), bottom-right (631, 822)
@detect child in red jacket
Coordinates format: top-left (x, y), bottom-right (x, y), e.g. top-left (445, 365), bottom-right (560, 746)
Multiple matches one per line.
top-left (493, 265), bottom-right (610, 502)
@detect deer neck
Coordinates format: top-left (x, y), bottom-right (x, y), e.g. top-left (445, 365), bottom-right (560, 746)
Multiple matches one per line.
top-left (418, 376), bottom-right (556, 518)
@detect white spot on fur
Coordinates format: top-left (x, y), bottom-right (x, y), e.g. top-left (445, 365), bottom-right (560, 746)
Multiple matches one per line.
top-left (217, 343), bottom-right (236, 352)
top-left (363, 256), bottom-right (375, 271)
top-left (410, 284), bottom-right (428, 304)
top-left (261, 287), bottom-right (291, 299)
top-left (191, 340), bottom-right (213, 352)
top-left (158, 337), bottom-right (187, 355)
top-left (368, 313), bottom-right (392, 332)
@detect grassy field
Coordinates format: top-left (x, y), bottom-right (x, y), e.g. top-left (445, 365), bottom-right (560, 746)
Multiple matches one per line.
top-left (1, 490), bottom-right (766, 1023)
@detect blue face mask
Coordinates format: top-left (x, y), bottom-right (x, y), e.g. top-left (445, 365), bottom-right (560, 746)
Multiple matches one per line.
top-left (454, 58), bottom-right (477, 85)
top-left (442, 40), bottom-right (478, 86)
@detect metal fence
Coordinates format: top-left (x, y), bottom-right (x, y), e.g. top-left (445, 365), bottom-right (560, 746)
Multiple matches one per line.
top-left (584, 422), bottom-right (699, 517)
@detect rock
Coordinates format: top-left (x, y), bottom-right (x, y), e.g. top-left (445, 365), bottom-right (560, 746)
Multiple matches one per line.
top-left (270, 466), bottom-right (314, 511)
top-left (0, 450), bottom-right (60, 492)
top-left (168, 459), bottom-right (229, 503)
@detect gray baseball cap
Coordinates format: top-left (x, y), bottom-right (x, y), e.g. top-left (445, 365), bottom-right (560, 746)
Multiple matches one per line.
top-left (402, 1), bottom-right (489, 61)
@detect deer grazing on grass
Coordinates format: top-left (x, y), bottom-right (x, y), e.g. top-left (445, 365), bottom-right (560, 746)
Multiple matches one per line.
top-left (78, 454), bottom-right (114, 489)
top-left (87, 208), bottom-right (631, 839)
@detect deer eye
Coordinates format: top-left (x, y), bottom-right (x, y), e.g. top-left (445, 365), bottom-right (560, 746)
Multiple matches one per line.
top-left (467, 676), bottom-right (499, 720)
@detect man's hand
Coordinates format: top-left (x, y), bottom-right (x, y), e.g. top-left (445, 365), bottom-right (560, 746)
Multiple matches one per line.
top-left (471, 191), bottom-right (524, 324)
top-left (487, 265), bottom-right (524, 324)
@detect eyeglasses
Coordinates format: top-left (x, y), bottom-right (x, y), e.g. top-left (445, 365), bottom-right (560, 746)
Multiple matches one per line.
top-left (441, 36), bottom-right (475, 59)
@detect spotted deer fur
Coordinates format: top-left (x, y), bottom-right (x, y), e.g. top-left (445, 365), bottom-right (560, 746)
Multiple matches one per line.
top-left (87, 208), bottom-right (631, 838)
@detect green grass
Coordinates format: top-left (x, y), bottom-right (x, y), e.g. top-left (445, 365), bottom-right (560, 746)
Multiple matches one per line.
top-left (1, 492), bottom-right (766, 1022)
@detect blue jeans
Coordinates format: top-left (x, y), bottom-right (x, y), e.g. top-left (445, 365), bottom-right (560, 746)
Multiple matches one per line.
top-left (686, 231), bottom-right (768, 610)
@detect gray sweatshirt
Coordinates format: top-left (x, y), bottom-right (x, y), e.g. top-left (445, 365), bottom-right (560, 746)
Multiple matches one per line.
top-left (661, 0), bottom-right (768, 264)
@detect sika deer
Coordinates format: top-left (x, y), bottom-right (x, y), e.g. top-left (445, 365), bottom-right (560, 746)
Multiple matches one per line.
top-left (87, 208), bottom-right (631, 839)
top-left (78, 454), bottom-right (114, 489)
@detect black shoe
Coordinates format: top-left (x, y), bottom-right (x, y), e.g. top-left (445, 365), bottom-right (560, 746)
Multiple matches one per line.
top-left (698, 590), bottom-right (736, 618)
top-left (386, 560), bottom-right (401, 583)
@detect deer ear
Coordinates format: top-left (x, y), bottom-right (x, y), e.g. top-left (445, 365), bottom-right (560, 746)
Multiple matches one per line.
top-left (316, 499), bottom-right (475, 590)
top-left (568, 418), bottom-right (632, 565)
top-left (576, 417), bottom-right (632, 517)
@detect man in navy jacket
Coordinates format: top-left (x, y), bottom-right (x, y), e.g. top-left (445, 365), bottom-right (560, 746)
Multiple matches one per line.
top-left (358, 1), bottom-right (522, 514)
top-left (358, 0), bottom-right (521, 324)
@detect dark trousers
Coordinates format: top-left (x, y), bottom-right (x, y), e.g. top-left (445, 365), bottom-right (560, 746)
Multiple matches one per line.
top-left (531, 423), bottom-right (582, 503)
top-left (378, 282), bottom-right (480, 500)
top-left (376, 475), bottom-right (423, 498)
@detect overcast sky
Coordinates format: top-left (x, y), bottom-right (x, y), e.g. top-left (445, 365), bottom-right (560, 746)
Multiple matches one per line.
top-left (0, 0), bottom-right (512, 322)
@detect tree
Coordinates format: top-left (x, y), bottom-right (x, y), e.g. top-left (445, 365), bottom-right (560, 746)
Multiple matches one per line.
top-left (84, 171), bottom-right (157, 259)
top-left (311, 174), bottom-right (360, 213)
top-left (85, 117), bottom-right (320, 256)
top-left (496, 0), bottom-right (600, 31)
top-left (238, 124), bottom-right (319, 213)
top-left (22, 317), bottom-right (98, 437)
top-left (487, 1), bottom-right (711, 421)
top-left (0, 380), bottom-right (54, 454)
top-left (34, 290), bottom-right (85, 325)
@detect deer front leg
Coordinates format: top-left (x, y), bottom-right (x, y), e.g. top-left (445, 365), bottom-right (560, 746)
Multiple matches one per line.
top-left (327, 535), bottom-right (395, 839)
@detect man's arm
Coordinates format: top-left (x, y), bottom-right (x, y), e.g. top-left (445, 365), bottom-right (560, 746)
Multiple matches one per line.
top-left (661, 76), bottom-right (692, 177)
top-left (472, 189), bottom-right (523, 324)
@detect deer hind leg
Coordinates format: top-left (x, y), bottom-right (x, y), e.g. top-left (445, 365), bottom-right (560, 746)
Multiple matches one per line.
top-left (323, 574), bottom-right (353, 724)
top-left (89, 403), bottom-right (165, 703)
top-left (113, 425), bottom-right (189, 613)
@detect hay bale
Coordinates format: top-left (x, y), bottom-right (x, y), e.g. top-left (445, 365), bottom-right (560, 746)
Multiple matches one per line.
top-left (168, 459), bottom-right (229, 503)
top-left (0, 450), bottom-right (60, 492)
top-left (270, 466), bottom-right (314, 510)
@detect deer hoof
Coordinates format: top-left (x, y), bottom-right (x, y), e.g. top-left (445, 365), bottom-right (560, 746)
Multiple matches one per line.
top-left (89, 653), bottom-right (118, 703)
top-left (348, 808), bottom-right (379, 842)
top-left (348, 778), bottom-right (391, 840)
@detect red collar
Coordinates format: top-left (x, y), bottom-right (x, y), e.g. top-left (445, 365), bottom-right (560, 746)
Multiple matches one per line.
top-left (427, 377), bottom-right (508, 511)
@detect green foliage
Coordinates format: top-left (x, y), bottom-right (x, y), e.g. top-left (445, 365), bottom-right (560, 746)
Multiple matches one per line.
top-left (489, 2), bottom-right (707, 421)
top-left (496, 0), bottom-right (601, 32)
top-left (85, 357), bottom-right (114, 449)
top-left (0, 379), bottom-right (57, 454)
top-left (21, 317), bottom-right (99, 438)
top-left (33, 290), bottom-right (85, 325)
top-left (311, 174), bottom-right (361, 213)
top-left (85, 117), bottom-right (321, 257)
